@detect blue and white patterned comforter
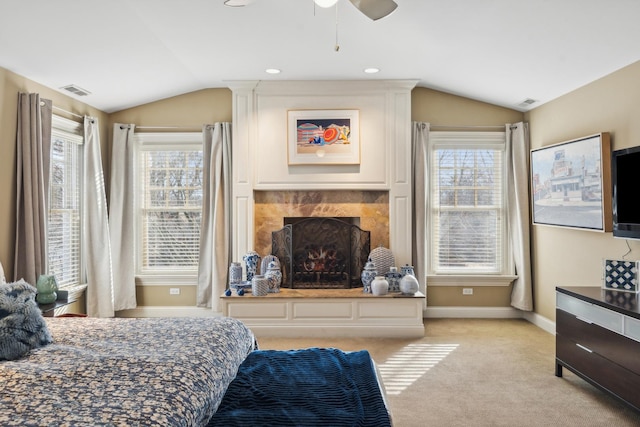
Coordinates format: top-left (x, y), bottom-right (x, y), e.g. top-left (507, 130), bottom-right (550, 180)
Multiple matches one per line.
top-left (0, 316), bottom-right (256, 426)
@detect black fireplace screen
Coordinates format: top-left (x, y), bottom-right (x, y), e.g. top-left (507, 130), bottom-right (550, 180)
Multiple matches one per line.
top-left (271, 217), bottom-right (370, 289)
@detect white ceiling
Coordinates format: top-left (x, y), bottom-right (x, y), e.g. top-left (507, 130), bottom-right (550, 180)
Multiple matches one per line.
top-left (2, 0), bottom-right (640, 113)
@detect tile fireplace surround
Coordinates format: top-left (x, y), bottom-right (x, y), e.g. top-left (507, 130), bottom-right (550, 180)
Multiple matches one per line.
top-left (253, 190), bottom-right (389, 259)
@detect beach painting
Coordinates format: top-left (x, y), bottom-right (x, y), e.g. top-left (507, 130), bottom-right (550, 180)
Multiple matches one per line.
top-left (287, 109), bottom-right (360, 165)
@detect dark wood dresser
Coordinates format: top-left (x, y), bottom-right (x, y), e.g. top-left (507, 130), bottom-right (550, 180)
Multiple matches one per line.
top-left (556, 286), bottom-right (640, 411)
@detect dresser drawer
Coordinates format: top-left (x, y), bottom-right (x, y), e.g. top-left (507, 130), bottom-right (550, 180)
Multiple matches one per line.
top-left (556, 334), bottom-right (640, 410)
top-left (557, 292), bottom-right (623, 333)
top-left (624, 315), bottom-right (640, 342)
top-left (557, 308), bottom-right (640, 375)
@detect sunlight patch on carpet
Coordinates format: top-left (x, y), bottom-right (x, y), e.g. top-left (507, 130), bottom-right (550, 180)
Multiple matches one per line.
top-left (378, 343), bottom-right (458, 395)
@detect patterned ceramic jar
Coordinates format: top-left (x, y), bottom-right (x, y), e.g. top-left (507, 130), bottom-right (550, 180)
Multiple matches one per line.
top-left (361, 258), bottom-right (377, 294)
top-left (265, 261), bottom-right (282, 293)
top-left (229, 262), bottom-right (243, 285)
top-left (251, 275), bottom-right (269, 296)
top-left (385, 266), bottom-right (402, 293)
top-left (243, 251), bottom-right (261, 282)
top-left (400, 264), bottom-right (415, 277)
top-left (260, 255), bottom-right (280, 275)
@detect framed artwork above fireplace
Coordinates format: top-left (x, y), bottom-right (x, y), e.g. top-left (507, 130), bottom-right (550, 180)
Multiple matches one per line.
top-left (287, 109), bottom-right (360, 165)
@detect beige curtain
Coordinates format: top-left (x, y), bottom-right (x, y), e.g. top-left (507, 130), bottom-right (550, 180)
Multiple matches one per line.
top-left (411, 122), bottom-right (429, 308)
top-left (506, 122), bottom-right (533, 311)
top-left (109, 124), bottom-right (138, 311)
top-left (83, 117), bottom-right (115, 317)
top-left (14, 93), bottom-right (52, 285)
top-left (197, 123), bottom-right (232, 311)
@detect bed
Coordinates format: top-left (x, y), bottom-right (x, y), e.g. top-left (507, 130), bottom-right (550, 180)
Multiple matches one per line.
top-left (0, 279), bottom-right (392, 426)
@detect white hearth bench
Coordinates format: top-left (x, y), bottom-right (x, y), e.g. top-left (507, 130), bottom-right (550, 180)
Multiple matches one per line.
top-left (221, 288), bottom-right (425, 338)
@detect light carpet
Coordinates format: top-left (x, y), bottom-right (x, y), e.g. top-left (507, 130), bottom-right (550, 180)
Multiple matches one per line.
top-left (257, 318), bottom-right (640, 427)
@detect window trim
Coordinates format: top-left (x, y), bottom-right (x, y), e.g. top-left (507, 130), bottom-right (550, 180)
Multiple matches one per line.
top-left (133, 132), bottom-right (203, 286)
top-left (427, 131), bottom-right (515, 283)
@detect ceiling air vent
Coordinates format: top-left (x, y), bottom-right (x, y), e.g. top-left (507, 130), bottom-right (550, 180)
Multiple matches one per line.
top-left (518, 98), bottom-right (537, 108)
top-left (60, 84), bottom-right (91, 97)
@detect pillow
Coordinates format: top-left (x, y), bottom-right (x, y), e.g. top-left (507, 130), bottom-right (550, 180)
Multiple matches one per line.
top-left (0, 261), bottom-right (5, 284)
top-left (0, 279), bottom-right (52, 360)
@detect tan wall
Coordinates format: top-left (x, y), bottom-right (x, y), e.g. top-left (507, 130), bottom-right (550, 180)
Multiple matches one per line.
top-left (525, 60), bottom-right (640, 321)
top-left (412, 87), bottom-right (525, 308)
top-left (0, 67), bottom-right (109, 281)
top-left (108, 88), bottom-right (232, 306)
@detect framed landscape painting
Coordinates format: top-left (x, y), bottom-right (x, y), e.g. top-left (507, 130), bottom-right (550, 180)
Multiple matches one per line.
top-left (287, 109), bottom-right (360, 165)
top-left (530, 132), bottom-right (612, 232)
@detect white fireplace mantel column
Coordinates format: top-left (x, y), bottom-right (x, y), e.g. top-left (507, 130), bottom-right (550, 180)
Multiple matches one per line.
top-left (227, 80), bottom-right (418, 267)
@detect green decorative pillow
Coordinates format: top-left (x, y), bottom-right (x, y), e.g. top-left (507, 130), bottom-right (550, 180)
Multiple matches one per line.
top-left (0, 279), bottom-right (52, 360)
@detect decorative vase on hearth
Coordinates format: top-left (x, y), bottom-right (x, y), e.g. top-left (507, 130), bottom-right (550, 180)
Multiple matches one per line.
top-left (251, 275), bottom-right (269, 296)
top-left (361, 258), bottom-right (377, 294)
top-left (385, 266), bottom-right (402, 293)
top-left (264, 260), bottom-right (282, 293)
top-left (400, 264), bottom-right (415, 278)
top-left (260, 254), bottom-right (280, 275)
top-left (229, 262), bottom-right (243, 285)
top-left (399, 273), bottom-right (419, 296)
top-left (243, 251), bottom-right (261, 282)
top-left (371, 276), bottom-right (389, 296)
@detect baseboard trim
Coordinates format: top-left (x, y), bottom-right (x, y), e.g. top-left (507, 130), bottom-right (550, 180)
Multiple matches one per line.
top-left (522, 311), bottom-right (556, 335)
top-left (424, 306), bottom-right (523, 319)
top-left (116, 306), bottom-right (222, 318)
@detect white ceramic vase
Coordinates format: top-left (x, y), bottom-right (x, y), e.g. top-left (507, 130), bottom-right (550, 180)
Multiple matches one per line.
top-left (399, 274), bottom-right (419, 295)
top-left (371, 275), bottom-right (389, 296)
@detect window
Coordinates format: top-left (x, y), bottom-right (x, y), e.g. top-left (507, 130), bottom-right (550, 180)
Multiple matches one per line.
top-left (134, 133), bottom-right (203, 282)
top-left (428, 132), bottom-right (512, 278)
top-left (48, 115), bottom-right (84, 287)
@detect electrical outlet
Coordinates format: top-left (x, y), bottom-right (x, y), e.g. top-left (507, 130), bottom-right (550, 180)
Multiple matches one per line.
top-left (169, 288), bottom-right (180, 295)
top-left (462, 288), bottom-right (473, 295)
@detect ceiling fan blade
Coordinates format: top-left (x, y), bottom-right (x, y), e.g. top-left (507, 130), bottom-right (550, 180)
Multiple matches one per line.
top-left (348, 0), bottom-right (398, 21)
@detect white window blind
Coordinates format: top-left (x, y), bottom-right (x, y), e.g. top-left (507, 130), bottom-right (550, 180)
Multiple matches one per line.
top-left (136, 134), bottom-right (203, 276)
top-left (429, 132), bottom-right (508, 275)
top-left (48, 116), bottom-right (83, 287)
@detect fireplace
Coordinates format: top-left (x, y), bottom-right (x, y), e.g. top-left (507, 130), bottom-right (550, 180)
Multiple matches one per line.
top-left (271, 217), bottom-right (370, 289)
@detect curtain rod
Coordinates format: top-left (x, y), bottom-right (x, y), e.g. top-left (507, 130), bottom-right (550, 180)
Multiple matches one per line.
top-left (134, 125), bottom-right (205, 131)
top-left (51, 105), bottom-right (84, 120)
top-left (430, 125), bottom-right (508, 130)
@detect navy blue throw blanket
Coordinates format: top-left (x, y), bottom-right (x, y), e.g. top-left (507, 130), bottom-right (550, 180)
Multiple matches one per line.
top-left (208, 347), bottom-right (391, 427)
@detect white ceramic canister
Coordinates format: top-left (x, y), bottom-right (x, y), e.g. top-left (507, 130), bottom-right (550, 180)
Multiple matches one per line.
top-left (371, 275), bottom-right (389, 296)
top-left (251, 275), bottom-right (269, 296)
top-left (399, 274), bottom-right (419, 295)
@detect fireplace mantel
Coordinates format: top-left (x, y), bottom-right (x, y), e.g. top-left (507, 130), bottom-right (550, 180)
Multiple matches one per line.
top-left (229, 80), bottom-right (417, 277)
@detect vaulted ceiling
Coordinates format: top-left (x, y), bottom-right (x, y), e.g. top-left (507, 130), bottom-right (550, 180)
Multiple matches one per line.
top-left (1, 0), bottom-right (639, 113)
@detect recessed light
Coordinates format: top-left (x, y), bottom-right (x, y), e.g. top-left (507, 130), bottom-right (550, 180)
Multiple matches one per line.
top-left (364, 68), bottom-right (380, 74)
top-left (224, 0), bottom-right (254, 6)
top-left (314, 0), bottom-right (338, 7)
top-left (265, 68), bottom-right (281, 74)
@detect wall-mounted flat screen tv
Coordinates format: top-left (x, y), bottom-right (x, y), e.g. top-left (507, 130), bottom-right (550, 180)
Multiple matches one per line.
top-left (612, 145), bottom-right (640, 239)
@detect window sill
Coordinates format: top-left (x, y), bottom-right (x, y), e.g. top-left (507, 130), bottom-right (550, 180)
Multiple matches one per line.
top-left (426, 275), bottom-right (517, 287)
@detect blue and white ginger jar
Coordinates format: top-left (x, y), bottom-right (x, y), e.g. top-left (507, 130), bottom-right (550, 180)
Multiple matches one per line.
top-left (243, 251), bottom-right (261, 282)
